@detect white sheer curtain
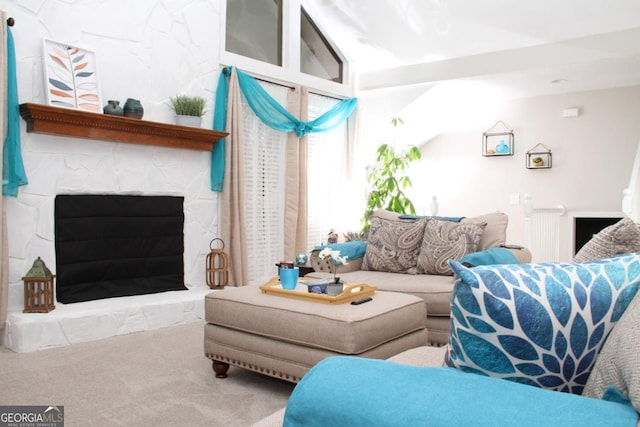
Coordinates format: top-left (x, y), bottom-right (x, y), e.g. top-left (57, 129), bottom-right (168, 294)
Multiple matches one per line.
top-left (240, 81), bottom-right (288, 285)
top-left (306, 93), bottom-right (349, 247)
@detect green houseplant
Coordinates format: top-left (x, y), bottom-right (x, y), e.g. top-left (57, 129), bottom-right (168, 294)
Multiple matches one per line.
top-left (532, 156), bottom-right (544, 167)
top-left (169, 95), bottom-right (207, 127)
top-left (361, 118), bottom-right (422, 234)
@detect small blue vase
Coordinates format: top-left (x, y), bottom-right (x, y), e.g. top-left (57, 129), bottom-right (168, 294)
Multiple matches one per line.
top-left (496, 140), bottom-right (509, 154)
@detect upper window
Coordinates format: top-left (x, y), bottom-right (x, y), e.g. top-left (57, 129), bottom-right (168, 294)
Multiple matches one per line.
top-left (224, 1), bottom-right (345, 86)
top-left (300, 8), bottom-right (343, 83)
top-left (226, 0), bottom-right (283, 66)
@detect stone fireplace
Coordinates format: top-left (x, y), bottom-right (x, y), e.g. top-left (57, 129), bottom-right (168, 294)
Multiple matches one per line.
top-left (3, 112), bottom-right (226, 352)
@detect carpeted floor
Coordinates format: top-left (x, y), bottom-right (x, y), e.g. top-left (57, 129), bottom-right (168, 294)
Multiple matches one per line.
top-left (0, 321), bottom-right (293, 426)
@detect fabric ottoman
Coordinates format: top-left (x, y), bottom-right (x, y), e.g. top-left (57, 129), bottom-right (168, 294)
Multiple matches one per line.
top-left (204, 285), bottom-right (428, 383)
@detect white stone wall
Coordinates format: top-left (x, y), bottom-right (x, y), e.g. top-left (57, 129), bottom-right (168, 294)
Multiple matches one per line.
top-left (4, 1), bottom-right (224, 310)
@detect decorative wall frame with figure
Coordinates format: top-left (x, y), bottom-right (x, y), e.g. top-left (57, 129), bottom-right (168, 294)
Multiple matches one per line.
top-left (482, 120), bottom-right (514, 156)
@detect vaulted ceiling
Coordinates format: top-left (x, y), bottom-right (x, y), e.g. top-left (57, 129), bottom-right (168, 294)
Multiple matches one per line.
top-left (304, 0), bottom-right (640, 98)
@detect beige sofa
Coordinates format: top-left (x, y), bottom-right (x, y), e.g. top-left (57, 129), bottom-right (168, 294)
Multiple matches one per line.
top-left (255, 249), bottom-right (640, 426)
top-left (307, 210), bottom-right (531, 345)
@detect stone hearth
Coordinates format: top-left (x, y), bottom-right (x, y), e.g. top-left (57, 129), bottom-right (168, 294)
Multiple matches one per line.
top-left (3, 287), bottom-right (215, 352)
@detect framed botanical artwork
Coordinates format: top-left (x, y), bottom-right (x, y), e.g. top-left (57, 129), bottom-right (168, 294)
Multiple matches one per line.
top-left (42, 39), bottom-right (102, 113)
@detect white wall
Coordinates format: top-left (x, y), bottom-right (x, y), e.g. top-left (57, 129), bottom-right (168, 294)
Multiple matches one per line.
top-left (4, 0), bottom-right (640, 314)
top-left (357, 84), bottom-right (640, 261)
top-left (3, 0), bottom-right (224, 310)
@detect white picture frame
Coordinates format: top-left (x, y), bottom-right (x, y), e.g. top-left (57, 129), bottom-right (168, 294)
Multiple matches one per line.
top-left (42, 39), bottom-right (103, 113)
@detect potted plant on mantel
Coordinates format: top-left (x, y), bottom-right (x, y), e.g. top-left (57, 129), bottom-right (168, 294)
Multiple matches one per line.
top-left (169, 95), bottom-right (207, 127)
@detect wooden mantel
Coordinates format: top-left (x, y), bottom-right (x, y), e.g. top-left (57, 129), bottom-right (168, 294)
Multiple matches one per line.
top-left (19, 103), bottom-right (228, 151)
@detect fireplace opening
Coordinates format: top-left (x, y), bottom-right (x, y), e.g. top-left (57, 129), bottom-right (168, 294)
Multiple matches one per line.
top-left (573, 215), bottom-right (624, 256)
top-left (54, 194), bottom-right (187, 303)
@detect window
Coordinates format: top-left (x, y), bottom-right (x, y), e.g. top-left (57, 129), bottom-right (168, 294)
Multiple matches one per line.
top-left (223, 0), bottom-right (348, 91)
top-left (222, 0), bottom-right (355, 281)
top-left (300, 8), bottom-right (343, 83)
top-left (238, 84), bottom-right (352, 282)
top-left (226, 0), bottom-right (282, 66)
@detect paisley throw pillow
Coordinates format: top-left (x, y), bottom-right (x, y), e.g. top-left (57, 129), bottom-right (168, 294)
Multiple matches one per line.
top-left (362, 216), bottom-right (427, 274)
top-left (416, 219), bottom-right (486, 275)
top-left (446, 254), bottom-right (640, 394)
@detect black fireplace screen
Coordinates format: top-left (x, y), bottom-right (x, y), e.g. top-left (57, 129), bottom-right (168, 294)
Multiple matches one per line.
top-left (54, 194), bottom-right (187, 303)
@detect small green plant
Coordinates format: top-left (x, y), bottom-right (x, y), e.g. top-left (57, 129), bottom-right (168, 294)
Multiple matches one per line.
top-left (361, 118), bottom-right (422, 234)
top-left (169, 95), bottom-right (207, 117)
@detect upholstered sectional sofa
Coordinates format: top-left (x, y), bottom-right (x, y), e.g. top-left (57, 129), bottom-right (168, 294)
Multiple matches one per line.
top-left (308, 209), bottom-right (532, 345)
top-left (256, 244), bottom-right (640, 427)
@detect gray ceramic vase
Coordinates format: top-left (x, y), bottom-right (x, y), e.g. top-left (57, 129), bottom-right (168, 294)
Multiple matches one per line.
top-left (123, 98), bottom-right (144, 119)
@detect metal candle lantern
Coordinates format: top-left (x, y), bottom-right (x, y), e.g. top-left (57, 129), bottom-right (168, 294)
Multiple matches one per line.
top-left (22, 257), bottom-right (56, 313)
top-left (206, 238), bottom-right (229, 289)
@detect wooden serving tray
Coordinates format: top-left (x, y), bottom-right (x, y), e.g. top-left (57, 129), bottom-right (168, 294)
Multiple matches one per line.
top-left (259, 277), bottom-right (376, 304)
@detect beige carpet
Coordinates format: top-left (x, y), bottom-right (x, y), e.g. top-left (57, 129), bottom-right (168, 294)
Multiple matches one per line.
top-left (0, 321), bottom-right (294, 426)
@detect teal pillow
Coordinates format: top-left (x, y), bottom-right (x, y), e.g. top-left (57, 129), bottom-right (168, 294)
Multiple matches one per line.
top-left (283, 356), bottom-right (638, 427)
top-left (447, 254), bottom-right (640, 394)
top-left (459, 247), bottom-right (519, 267)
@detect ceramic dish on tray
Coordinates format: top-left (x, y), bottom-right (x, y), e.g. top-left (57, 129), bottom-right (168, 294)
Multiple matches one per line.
top-left (300, 278), bottom-right (333, 294)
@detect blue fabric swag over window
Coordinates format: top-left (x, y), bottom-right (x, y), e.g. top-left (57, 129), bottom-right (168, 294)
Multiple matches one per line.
top-left (210, 68), bottom-right (230, 192)
top-left (210, 66), bottom-right (358, 192)
top-left (3, 27), bottom-right (28, 196)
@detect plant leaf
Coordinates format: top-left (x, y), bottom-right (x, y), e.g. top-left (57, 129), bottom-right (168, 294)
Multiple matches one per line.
top-left (48, 78), bottom-right (73, 91)
top-left (51, 100), bottom-right (75, 108)
top-left (48, 54), bottom-right (69, 71)
top-left (79, 93), bottom-right (99, 101)
top-left (50, 89), bottom-right (73, 98)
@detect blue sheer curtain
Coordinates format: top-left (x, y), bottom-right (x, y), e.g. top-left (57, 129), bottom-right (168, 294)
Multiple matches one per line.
top-left (210, 67), bottom-right (231, 192)
top-left (3, 27), bottom-right (27, 196)
top-left (211, 66), bottom-right (357, 192)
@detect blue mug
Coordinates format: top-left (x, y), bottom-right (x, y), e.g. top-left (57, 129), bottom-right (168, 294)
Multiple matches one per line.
top-left (279, 267), bottom-right (299, 290)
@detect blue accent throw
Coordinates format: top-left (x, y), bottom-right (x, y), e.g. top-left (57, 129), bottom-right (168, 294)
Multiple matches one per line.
top-left (283, 356), bottom-right (638, 427)
top-left (210, 67), bottom-right (230, 192)
top-left (3, 28), bottom-right (28, 196)
top-left (313, 240), bottom-right (367, 263)
top-left (458, 247), bottom-right (519, 267)
top-left (446, 253), bottom-right (640, 394)
top-left (210, 66), bottom-right (358, 191)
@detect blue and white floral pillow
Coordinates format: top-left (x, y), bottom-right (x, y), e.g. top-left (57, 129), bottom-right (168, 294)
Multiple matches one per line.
top-left (446, 254), bottom-right (640, 394)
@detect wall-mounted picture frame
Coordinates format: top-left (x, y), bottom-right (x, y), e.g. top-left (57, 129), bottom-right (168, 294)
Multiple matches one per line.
top-left (482, 120), bottom-right (514, 156)
top-left (526, 143), bottom-right (552, 169)
top-left (42, 39), bottom-right (102, 113)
